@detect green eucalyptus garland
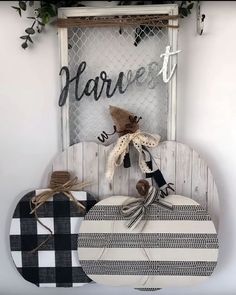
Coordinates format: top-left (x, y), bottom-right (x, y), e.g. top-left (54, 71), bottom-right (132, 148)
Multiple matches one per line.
top-left (11, 1), bottom-right (195, 49)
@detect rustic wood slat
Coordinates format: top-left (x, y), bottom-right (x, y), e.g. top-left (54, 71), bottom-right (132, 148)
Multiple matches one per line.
top-left (83, 142), bottom-right (99, 196)
top-left (128, 145), bottom-right (145, 196)
top-left (207, 169), bottom-right (220, 231)
top-left (66, 144), bottom-right (74, 173)
top-left (98, 144), bottom-right (114, 199)
top-left (52, 141), bottom-right (220, 229)
top-left (72, 143), bottom-right (83, 182)
top-left (113, 163), bottom-right (130, 196)
top-left (147, 145), bottom-right (160, 188)
top-left (175, 142), bottom-right (192, 198)
top-left (159, 141), bottom-right (176, 190)
top-left (191, 150), bottom-right (208, 209)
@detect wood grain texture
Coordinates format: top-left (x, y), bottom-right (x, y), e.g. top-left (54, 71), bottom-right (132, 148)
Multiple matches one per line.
top-left (98, 144), bottom-right (114, 199)
top-left (52, 141), bottom-right (219, 230)
top-left (128, 145), bottom-right (145, 196)
top-left (192, 150), bottom-right (208, 209)
top-left (175, 143), bottom-right (192, 197)
top-left (159, 141), bottom-right (176, 190)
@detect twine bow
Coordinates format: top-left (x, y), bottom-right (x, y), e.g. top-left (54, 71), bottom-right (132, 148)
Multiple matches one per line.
top-left (121, 186), bottom-right (173, 230)
top-left (29, 176), bottom-right (90, 253)
top-left (106, 130), bottom-right (161, 181)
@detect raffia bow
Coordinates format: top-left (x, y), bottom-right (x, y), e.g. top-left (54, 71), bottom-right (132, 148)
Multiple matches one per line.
top-left (121, 186), bottom-right (173, 230)
top-left (29, 176), bottom-right (90, 253)
top-left (30, 177), bottom-right (87, 213)
top-left (106, 130), bottom-right (161, 181)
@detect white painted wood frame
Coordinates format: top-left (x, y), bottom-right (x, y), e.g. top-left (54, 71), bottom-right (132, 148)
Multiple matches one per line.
top-left (58, 4), bottom-right (179, 151)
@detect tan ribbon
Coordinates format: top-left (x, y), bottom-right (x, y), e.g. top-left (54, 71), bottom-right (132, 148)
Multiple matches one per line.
top-left (29, 177), bottom-right (90, 253)
top-left (106, 130), bottom-right (161, 181)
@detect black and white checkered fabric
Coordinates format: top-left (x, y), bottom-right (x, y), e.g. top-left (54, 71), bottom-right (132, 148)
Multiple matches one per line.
top-left (10, 189), bottom-right (97, 287)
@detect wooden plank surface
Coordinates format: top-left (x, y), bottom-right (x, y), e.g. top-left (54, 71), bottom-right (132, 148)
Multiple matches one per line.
top-left (72, 143), bottom-right (83, 181)
top-left (128, 145), bottom-right (146, 196)
top-left (207, 169), bottom-right (220, 231)
top-left (191, 150), bottom-right (208, 209)
top-left (175, 142), bottom-right (192, 197)
top-left (159, 141), bottom-right (176, 190)
top-left (52, 141), bottom-right (219, 229)
top-left (83, 142), bottom-right (99, 197)
top-left (98, 144), bottom-right (114, 199)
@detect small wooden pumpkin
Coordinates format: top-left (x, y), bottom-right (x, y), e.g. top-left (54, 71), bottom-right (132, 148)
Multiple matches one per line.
top-left (9, 172), bottom-right (97, 288)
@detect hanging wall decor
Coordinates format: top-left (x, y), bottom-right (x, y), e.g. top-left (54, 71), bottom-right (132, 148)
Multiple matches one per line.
top-left (77, 181), bottom-right (218, 289)
top-left (58, 5), bottom-right (179, 150)
top-left (9, 171), bottom-right (97, 287)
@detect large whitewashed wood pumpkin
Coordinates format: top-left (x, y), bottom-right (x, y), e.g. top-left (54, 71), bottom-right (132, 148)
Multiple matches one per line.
top-left (52, 141), bottom-right (220, 230)
top-left (78, 194), bottom-right (218, 289)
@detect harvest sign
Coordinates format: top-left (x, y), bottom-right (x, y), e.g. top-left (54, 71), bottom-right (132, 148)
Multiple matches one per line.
top-left (58, 46), bottom-right (181, 107)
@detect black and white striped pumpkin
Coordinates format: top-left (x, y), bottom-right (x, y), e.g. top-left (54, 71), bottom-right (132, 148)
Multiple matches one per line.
top-left (78, 194), bottom-right (218, 289)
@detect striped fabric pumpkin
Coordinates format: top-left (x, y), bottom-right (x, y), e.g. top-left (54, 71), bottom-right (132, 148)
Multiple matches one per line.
top-left (78, 195), bottom-right (218, 289)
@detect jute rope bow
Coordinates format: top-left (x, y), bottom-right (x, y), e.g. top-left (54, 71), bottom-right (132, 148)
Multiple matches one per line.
top-left (29, 172), bottom-right (90, 253)
top-left (121, 184), bottom-right (173, 230)
top-left (106, 130), bottom-right (161, 181)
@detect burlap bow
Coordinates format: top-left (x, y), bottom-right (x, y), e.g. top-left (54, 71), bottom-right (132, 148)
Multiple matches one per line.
top-left (121, 186), bottom-right (173, 230)
top-left (106, 130), bottom-right (161, 181)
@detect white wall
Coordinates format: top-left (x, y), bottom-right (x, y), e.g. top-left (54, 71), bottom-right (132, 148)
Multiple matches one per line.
top-left (0, 1), bottom-right (235, 294)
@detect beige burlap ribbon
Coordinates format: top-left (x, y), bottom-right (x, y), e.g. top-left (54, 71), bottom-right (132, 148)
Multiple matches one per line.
top-left (106, 130), bottom-right (161, 181)
top-left (29, 177), bottom-right (90, 253)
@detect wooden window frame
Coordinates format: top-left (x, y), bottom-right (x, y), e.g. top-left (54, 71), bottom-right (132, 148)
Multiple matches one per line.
top-left (58, 4), bottom-right (179, 150)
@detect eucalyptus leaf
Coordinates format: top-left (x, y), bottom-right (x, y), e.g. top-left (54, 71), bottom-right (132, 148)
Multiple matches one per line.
top-left (38, 20), bottom-right (45, 26)
top-left (16, 0), bottom-right (194, 51)
top-left (11, 6), bottom-right (22, 17)
top-left (187, 2), bottom-right (194, 10)
top-left (41, 4), bottom-right (56, 17)
top-left (28, 36), bottom-right (33, 43)
top-left (41, 14), bottom-right (50, 24)
top-left (25, 27), bottom-right (35, 34)
top-left (180, 7), bottom-right (188, 17)
top-left (19, 1), bottom-right (26, 11)
top-left (21, 42), bottom-right (28, 49)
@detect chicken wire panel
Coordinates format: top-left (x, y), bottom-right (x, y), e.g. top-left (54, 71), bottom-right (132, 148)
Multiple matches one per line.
top-left (68, 23), bottom-right (169, 146)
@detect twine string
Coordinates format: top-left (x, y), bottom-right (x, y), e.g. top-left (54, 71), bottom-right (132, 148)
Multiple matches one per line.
top-left (29, 176), bottom-right (91, 253)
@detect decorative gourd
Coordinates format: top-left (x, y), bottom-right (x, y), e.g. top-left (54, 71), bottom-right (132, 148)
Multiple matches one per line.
top-left (9, 172), bottom-right (97, 287)
top-left (78, 186), bottom-right (218, 289)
